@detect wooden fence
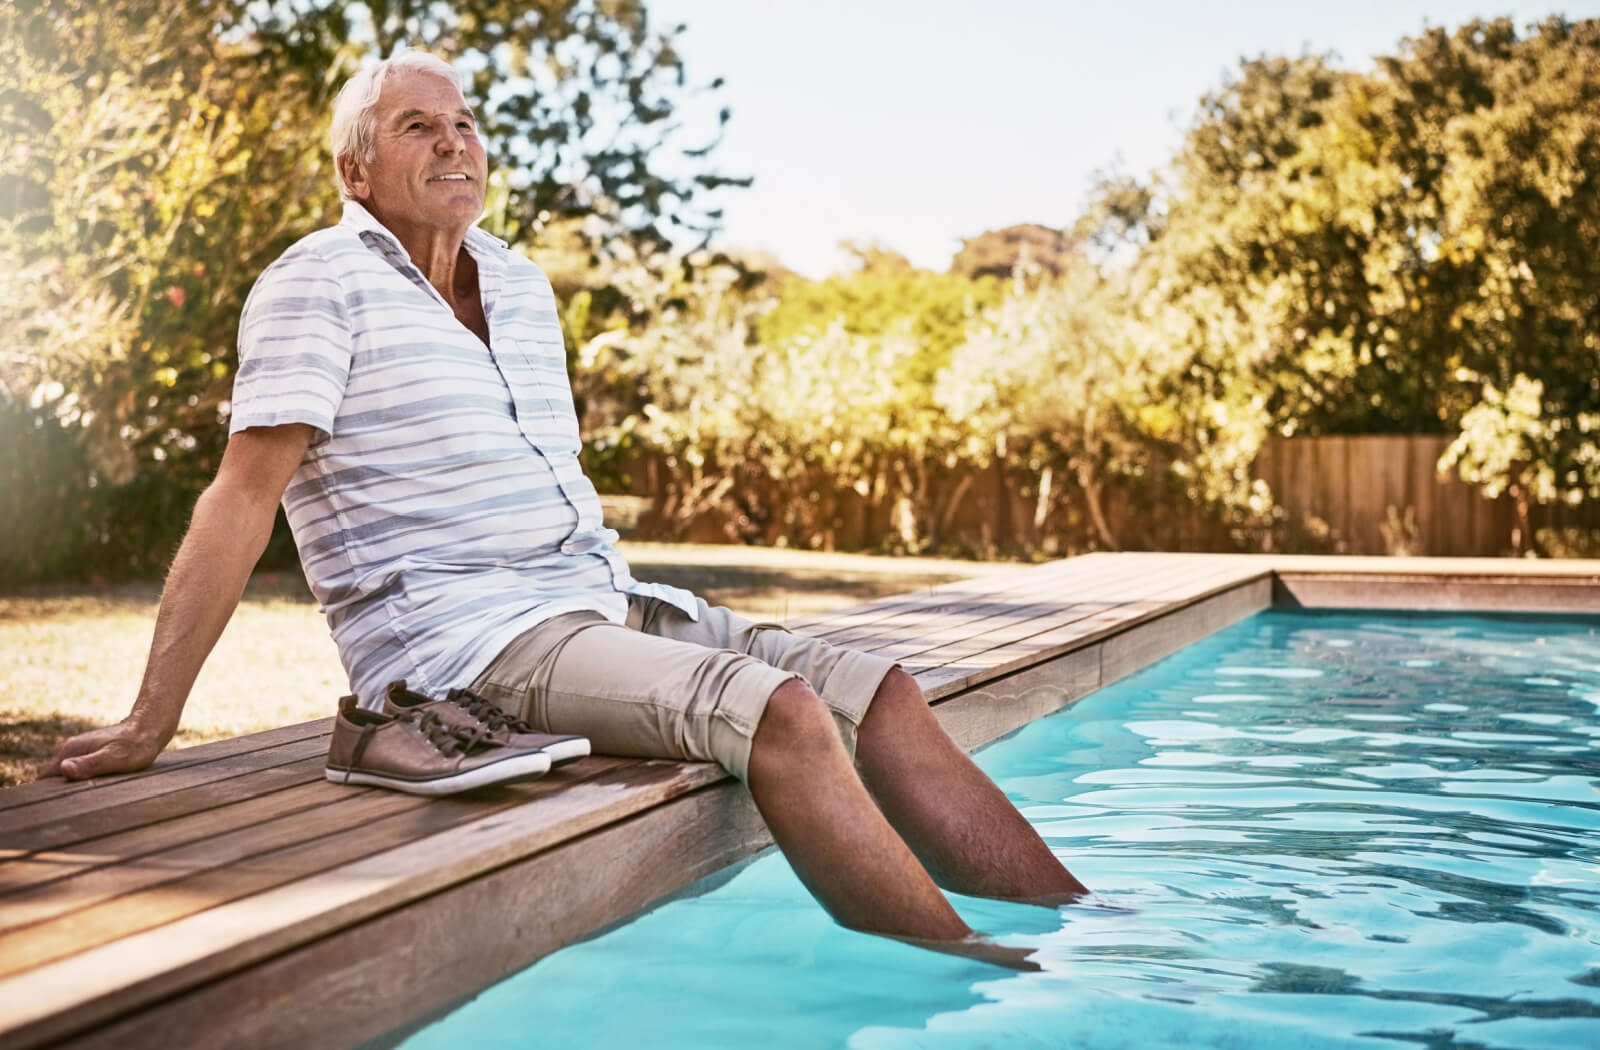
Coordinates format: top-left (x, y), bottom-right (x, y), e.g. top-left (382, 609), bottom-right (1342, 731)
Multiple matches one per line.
top-left (1254, 435), bottom-right (1600, 557)
top-left (608, 437), bottom-right (1598, 557)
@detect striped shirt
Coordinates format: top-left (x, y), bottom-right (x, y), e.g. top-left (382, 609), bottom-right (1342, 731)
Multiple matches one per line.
top-left (229, 201), bottom-right (697, 708)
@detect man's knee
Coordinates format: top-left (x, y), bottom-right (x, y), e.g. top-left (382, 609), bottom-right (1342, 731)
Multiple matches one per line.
top-left (858, 667), bottom-right (959, 778)
top-left (861, 667), bottom-right (933, 735)
top-left (752, 678), bottom-right (845, 762)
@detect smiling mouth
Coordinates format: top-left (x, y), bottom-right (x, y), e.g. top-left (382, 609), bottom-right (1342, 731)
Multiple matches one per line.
top-left (428, 174), bottom-right (471, 182)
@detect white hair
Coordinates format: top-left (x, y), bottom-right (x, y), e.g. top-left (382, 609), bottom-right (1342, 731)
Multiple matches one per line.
top-left (329, 51), bottom-right (469, 201)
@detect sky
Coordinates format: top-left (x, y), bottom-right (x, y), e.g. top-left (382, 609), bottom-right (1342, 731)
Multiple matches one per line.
top-left (644, 0), bottom-right (1593, 277)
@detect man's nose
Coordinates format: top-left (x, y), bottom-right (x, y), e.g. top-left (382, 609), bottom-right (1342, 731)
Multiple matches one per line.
top-left (435, 123), bottom-right (465, 154)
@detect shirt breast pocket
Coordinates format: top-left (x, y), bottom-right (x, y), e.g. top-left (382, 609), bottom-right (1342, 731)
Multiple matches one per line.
top-left (509, 336), bottom-right (582, 452)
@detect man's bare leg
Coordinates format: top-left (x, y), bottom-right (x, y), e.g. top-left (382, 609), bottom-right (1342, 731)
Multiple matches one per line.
top-left (746, 680), bottom-right (972, 941)
top-left (855, 669), bottom-right (1088, 903)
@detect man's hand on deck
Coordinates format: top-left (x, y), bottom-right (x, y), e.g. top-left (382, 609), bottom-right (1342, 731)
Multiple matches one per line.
top-left (41, 718), bottom-right (168, 780)
top-left (36, 423), bottom-right (314, 784)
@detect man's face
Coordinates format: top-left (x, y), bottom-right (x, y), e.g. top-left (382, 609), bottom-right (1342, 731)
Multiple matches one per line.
top-left (345, 70), bottom-right (488, 239)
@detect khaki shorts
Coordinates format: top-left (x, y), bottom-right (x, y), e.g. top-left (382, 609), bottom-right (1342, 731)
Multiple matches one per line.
top-left (468, 595), bottom-right (898, 782)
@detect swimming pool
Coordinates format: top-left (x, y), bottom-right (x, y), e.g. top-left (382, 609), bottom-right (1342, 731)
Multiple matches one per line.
top-left (384, 610), bottom-right (1600, 1049)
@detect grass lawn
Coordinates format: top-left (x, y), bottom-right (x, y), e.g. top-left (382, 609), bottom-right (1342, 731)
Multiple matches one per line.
top-left (1, 544), bottom-right (1018, 786)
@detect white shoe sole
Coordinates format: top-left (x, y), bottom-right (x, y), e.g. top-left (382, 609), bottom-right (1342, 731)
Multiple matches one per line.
top-left (325, 751), bottom-right (552, 795)
top-left (539, 737), bottom-right (591, 765)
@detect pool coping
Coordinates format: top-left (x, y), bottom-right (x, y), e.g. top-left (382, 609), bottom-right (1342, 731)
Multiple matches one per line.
top-left (3, 554), bottom-right (1599, 1050)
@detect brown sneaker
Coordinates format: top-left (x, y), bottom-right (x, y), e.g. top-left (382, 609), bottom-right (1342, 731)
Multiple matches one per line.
top-left (380, 680), bottom-right (590, 765)
top-left (325, 694), bottom-right (551, 795)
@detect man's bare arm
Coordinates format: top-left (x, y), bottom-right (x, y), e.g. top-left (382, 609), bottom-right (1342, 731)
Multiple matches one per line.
top-left (40, 424), bottom-right (315, 780)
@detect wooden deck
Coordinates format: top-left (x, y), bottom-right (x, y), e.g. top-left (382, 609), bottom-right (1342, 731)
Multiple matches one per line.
top-left (3, 553), bottom-right (1598, 1049)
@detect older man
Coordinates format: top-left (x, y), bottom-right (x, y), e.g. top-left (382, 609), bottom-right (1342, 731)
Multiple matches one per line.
top-left (44, 52), bottom-right (1085, 943)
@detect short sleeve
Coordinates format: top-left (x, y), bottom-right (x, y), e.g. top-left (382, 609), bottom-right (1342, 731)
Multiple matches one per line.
top-left (228, 246), bottom-right (353, 444)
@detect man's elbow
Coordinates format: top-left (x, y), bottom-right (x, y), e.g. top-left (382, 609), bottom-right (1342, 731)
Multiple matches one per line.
top-left (188, 481), bottom-right (282, 557)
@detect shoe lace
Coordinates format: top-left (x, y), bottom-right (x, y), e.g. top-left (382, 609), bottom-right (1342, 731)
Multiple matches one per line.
top-left (446, 687), bottom-right (535, 734)
top-left (406, 709), bottom-right (494, 757)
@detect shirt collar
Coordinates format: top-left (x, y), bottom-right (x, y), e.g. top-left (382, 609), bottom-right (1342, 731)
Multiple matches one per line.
top-left (339, 200), bottom-right (509, 271)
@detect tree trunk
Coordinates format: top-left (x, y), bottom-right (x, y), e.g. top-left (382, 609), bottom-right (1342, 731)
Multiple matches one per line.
top-left (1075, 459), bottom-right (1120, 551)
top-left (892, 460), bottom-right (921, 551)
top-left (938, 474), bottom-right (975, 545)
top-left (1033, 465), bottom-right (1054, 531)
top-left (1508, 480), bottom-right (1544, 557)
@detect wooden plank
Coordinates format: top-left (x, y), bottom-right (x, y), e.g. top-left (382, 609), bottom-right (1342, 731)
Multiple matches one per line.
top-left (40, 777), bottom-right (773, 1050)
top-left (862, 599), bottom-right (1120, 668)
top-left (912, 564), bottom-right (1269, 702)
top-left (0, 720), bottom-right (332, 813)
top-left (852, 555), bottom-right (1207, 666)
top-left (1375, 435), bottom-right (1405, 554)
top-left (0, 757), bottom-right (729, 1049)
top-left (0, 736), bottom-right (331, 838)
top-left (816, 579), bottom-right (1098, 654)
top-left (1410, 436), bottom-right (1435, 556)
top-left (830, 552), bottom-right (1166, 661)
top-left (783, 561), bottom-right (1061, 635)
top-left (903, 560), bottom-right (1263, 675)
top-left (0, 789), bottom-right (437, 970)
top-left (0, 755), bottom-right (640, 972)
top-left (0, 766), bottom-right (327, 894)
top-left (1311, 436), bottom-right (1333, 549)
top-left (1427, 439), bottom-right (1463, 556)
top-left (799, 554), bottom-right (1129, 650)
top-left (1352, 435), bottom-right (1373, 551)
top-left (813, 554), bottom-right (1135, 651)
top-left (1310, 437), bottom-right (1332, 545)
top-left (1, 756), bottom-right (325, 858)
top-left (1358, 436), bottom-right (1377, 549)
top-left (1254, 440), bottom-right (1280, 512)
top-left (1442, 452), bottom-right (1471, 556)
top-left (922, 564), bottom-right (1269, 690)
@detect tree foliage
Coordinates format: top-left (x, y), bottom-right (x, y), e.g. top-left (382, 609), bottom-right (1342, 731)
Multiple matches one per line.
top-left (588, 260), bottom-right (947, 550)
top-left (1131, 16), bottom-right (1600, 551)
top-left (1, 0), bottom-right (338, 578)
top-left (948, 223), bottom-right (1073, 282)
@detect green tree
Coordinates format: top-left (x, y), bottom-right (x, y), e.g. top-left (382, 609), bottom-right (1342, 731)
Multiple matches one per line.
top-left (940, 261), bottom-right (1275, 552)
top-left (591, 260), bottom-right (940, 550)
top-left (1, 0), bottom-right (337, 578)
top-left (1426, 19), bottom-right (1600, 550)
top-left (949, 223), bottom-right (1074, 283)
top-left (1119, 18), bottom-right (1600, 553)
top-left (757, 249), bottom-right (1001, 387)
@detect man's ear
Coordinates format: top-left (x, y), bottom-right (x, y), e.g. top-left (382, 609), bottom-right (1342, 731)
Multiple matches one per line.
top-left (339, 155), bottom-right (371, 201)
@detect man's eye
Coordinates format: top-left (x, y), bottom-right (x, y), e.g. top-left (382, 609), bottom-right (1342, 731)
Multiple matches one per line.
top-left (408, 122), bottom-right (426, 131)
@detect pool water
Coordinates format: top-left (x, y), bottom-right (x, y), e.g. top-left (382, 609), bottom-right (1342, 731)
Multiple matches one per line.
top-left (389, 611), bottom-right (1600, 1050)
